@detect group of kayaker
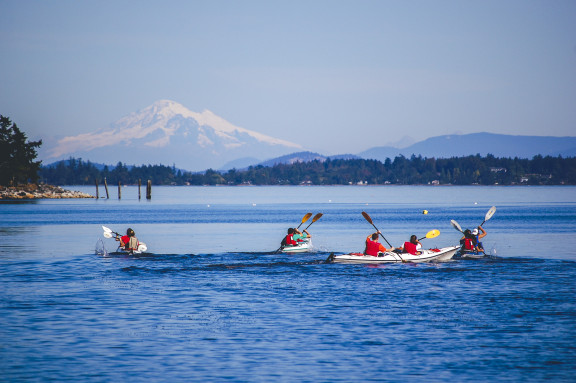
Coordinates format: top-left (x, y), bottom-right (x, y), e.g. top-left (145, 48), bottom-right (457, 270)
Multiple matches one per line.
top-left (109, 210), bottom-right (489, 256)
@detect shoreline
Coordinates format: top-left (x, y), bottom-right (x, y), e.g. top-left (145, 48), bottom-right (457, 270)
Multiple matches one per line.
top-left (0, 184), bottom-right (94, 199)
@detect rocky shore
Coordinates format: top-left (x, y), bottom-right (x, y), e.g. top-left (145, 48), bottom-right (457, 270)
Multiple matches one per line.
top-left (0, 184), bottom-right (94, 199)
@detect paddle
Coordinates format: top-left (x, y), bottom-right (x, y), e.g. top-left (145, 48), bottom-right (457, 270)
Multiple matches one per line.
top-left (361, 211), bottom-right (393, 247)
top-left (480, 206), bottom-right (496, 227)
top-left (102, 225), bottom-right (120, 237)
top-left (361, 211), bottom-right (406, 262)
top-left (303, 213), bottom-right (323, 231)
top-left (296, 213), bottom-right (313, 229)
top-left (450, 220), bottom-right (463, 233)
top-left (419, 229), bottom-right (440, 241)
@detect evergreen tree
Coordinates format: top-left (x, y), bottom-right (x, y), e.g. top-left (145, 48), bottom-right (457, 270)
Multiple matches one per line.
top-left (0, 115), bottom-right (42, 185)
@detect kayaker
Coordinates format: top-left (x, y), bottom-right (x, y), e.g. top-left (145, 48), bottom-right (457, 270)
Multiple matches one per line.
top-left (400, 235), bottom-right (422, 255)
top-left (293, 228), bottom-right (310, 242)
top-left (364, 231), bottom-right (394, 256)
top-left (281, 228), bottom-right (298, 247)
top-left (471, 227), bottom-right (487, 252)
top-left (117, 228), bottom-right (140, 252)
top-left (460, 229), bottom-right (478, 253)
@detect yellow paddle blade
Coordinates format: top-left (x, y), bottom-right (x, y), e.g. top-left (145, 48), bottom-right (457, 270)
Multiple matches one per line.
top-left (311, 213), bottom-right (323, 222)
top-left (426, 229), bottom-right (440, 239)
top-left (301, 213), bottom-right (313, 223)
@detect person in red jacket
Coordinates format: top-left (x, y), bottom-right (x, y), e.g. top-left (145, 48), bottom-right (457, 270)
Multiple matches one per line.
top-left (364, 231), bottom-right (394, 256)
top-left (117, 228), bottom-right (139, 251)
top-left (401, 235), bottom-right (422, 255)
top-left (282, 228), bottom-right (298, 247)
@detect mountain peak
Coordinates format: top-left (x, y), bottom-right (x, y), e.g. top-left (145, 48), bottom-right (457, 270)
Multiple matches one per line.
top-left (44, 100), bottom-right (304, 171)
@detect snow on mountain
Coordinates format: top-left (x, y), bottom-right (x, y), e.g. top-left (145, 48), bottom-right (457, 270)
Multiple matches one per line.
top-left (45, 100), bottom-right (304, 171)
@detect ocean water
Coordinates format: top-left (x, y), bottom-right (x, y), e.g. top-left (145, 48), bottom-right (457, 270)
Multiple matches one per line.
top-left (1, 186), bottom-right (575, 382)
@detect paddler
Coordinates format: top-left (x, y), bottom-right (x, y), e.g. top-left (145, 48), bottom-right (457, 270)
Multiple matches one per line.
top-left (364, 231), bottom-right (395, 256)
top-left (460, 229), bottom-right (479, 253)
top-left (281, 228), bottom-right (298, 247)
top-left (471, 226), bottom-right (487, 252)
top-left (292, 228), bottom-right (311, 242)
top-left (116, 228), bottom-right (140, 252)
top-left (399, 235), bottom-right (422, 255)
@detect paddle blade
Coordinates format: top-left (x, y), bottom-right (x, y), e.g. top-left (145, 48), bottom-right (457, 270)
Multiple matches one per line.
top-left (451, 220), bottom-right (463, 233)
top-left (102, 226), bottom-right (112, 233)
top-left (296, 212), bottom-right (313, 229)
top-left (361, 211), bottom-right (373, 225)
top-left (103, 231), bottom-right (114, 238)
top-left (138, 243), bottom-right (148, 252)
top-left (304, 213), bottom-right (323, 230)
top-left (426, 229), bottom-right (440, 239)
top-left (484, 206), bottom-right (496, 222)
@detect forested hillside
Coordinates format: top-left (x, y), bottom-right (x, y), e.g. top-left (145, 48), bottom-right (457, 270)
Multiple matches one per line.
top-left (40, 155), bottom-right (576, 186)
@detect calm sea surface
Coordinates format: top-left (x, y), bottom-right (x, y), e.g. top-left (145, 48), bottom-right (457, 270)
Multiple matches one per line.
top-left (1, 186), bottom-right (575, 382)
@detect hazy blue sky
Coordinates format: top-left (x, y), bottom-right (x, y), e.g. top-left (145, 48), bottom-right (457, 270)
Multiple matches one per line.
top-left (1, 0), bottom-right (575, 155)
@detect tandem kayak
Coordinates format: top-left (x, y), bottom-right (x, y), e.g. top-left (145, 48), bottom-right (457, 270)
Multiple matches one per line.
top-left (330, 246), bottom-right (460, 264)
top-left (281, 239), bottom-right (312, 253)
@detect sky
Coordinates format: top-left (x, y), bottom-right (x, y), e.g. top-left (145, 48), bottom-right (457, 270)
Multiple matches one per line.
top-left (1, 0), bottom-right (575, 157)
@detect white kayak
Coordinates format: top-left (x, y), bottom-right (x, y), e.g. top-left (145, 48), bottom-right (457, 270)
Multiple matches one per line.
top-left (281, 239), bottom-right (312, 253)
top-left (115, 242), bottom-right (148, 254)
top-left (95, 240), bottom-right (148, 256)
top-left (457, 250), bottom-right (487, 259)
top-left (331, 246), bottom-right (460, 264)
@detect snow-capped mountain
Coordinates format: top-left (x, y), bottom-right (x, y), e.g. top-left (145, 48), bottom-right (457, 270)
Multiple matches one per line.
top-left (44, 100), bottom-right (304, 171)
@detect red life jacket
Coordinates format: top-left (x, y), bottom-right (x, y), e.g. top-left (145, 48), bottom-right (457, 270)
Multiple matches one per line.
top-left (463, 238), bottom-right (475, 251)
top-left (364, 238), bottom-right (383, 256)
top-left (285, 234), bottom-right (297, 246)
top-left (121, 235), bottom-right (138, 250)
top-left (403, 241), bottom-right (419, 255)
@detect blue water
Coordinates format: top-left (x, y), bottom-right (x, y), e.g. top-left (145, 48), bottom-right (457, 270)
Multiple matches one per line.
top-left (1, 186), bottom-right (575, 382)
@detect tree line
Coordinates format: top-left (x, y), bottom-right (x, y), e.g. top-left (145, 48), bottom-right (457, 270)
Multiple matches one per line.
top-left (39, 155), bottom-right (576, 186)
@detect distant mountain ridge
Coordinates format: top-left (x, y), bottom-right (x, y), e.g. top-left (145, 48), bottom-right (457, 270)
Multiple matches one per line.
top-left (358, 133), bottom-right (576, 161)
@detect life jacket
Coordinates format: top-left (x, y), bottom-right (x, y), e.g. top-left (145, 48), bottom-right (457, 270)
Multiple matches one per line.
top-left (120, 235), bottom-right (130, 250)
top-left (121, 235), bottom-right (139, 250)
top-left (463, 238), bottom-right (476, 251)
top-left (364, 238), bottom-right (383, 256)
top-left (284, 234), bottom-right (297, 246)
top-left (403, 241), bottom-right (419, 255)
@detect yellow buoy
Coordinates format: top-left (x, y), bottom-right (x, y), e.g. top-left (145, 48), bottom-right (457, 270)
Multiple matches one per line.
top-left (423, 210), bottom-right (428, 215)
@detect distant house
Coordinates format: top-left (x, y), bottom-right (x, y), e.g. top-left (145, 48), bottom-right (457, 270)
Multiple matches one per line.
top-left (490, 167), bottom-right (507, 173)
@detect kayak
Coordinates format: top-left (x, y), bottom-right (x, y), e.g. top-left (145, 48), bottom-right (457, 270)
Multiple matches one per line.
top-left (118, 242), bottom-right (148, 254)
top-left (281, 239), bottom-right (312, 253)
top-left (330, 246), bottom-right (460, 264)
top-left (95, 239), bottom-right (148, 256)
top-left (456, 249), bottom-right (487, 259)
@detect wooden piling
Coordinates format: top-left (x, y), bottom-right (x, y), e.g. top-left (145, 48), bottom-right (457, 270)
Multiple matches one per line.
top-left (118, 181), bottom-right (122, 199)
top-left (95, 178), bottom-right (99, 199)
top-left (104, 177), bottom-right (110, 199)
top-left (146, 180), bottom-right (152, 200)
top-left (138, 179), bottom-right (142, 200)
